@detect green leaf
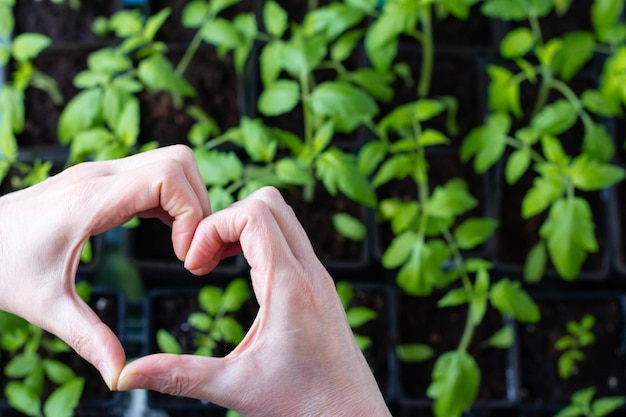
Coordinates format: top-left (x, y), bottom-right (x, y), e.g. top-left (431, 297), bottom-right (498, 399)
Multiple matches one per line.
top-left (310, 81), bottom-right (378, 133)
top-left (5, 381), bottom-right (42, 417)
top-left (240, 118), bottom-right (277, 163)
top-left (470, 268), bottom-right (490, 325)
top-left (487, 325), bottom-right (514, 349)
top-left (569, 155), bottom-right (625, 191)
top-left (199, 286), bottom-right (223, 316)
top-left (348, 68), bottom-right (394, 103)
top-left (193, 148), bottom-right (243, 187)
top-left (260, 40), bottom-right (284, 87)
top-left (336, 282), bottom-right (353, 309)
top-left (222, 278), bottom-right (250, 313)
top-left (357, 140), bottom-right (386, 176)
top-left (208, 186), bottom-right (235, 212)
top-left (182, 1), bottom-right (209, 28)
top-left (258, 80), bottom-right (300, 116)
top-left (482, 0), bottom-right (551, 20)
top-left (382, 231), bottom-right (419, 269)
top-left (156, 329), bottom-right (182, 354)
top-left (43, 378), bottom-right (85, 417)
top-left (540, 197), bottom-right (598, 280)
top-left (427, 351), bottom-right (480, 417)
top-left (42, 359), bottom-right (77, 385)
top-left (553, 31), bottom-right (595, 81)
top-left (331, 29), bottom-right (363, 63)
top-left (396, 239), bottom-right (450, 297)
top-left (144, 8), bottom-right (171, 41)
top-left (58, 89), bottom-right (103, 144)
top-left (364, 12), bottom-right (401, 71)
top-left (438, 288), bottom-right (469, 308)
top-left (427, 179), bottom-right (477, 221)
top-left (215, 316), bottom-right (245, 345)
top-left (208, 0), bottom-right (240, 14)
top-left (487, 66), bottom-right (522, 117)
top-left (5, 353), bottom-right (39, 378)
top-left (461, 113), bottom-right (510, 173)
top-left (332, 213), bottom-right (366, 242)
top-left (189, 313), bottom-right (213, 332)
top-left (346, 307), bottom-right (376, 328)
top-left (263, 1), bottom-right (287, 38)
top-left (282, 32), bottom-right (326, 76)
top-left (521, 175), bottom-right (564, 218)
top-left (454, 218), bottom-right (498, 250)
top-left (372, 154), bottom-right (413, 188)
top-left (524, 240), bottom-right (547, 283)
top-left (316, 148), bottom-right (377, 206)
top-left (505, 149), bottom-right (531, 185)
top-left (138, 55), bottom-right (196, 97)
top-left (500, 27), bottom-right (535, 59)
top-left (554, 405), bottom-right (584, 417)
top-left (87, 48), bottom-right (132, 75)
top-left (490, 278), bottom-right (540, 322)
top-left (396, 344), bottom-right (435, 363)
top-left (201, 18), bottom-right (242, 51)
top-left (583, 122), bottom-right (615, 163)
top-left (531, 99), bottom-right (578, 136)
top-left (115, 98), bottom-right (140, 147)
top-left (593, 397), bottom-right (626, 417)
top-left (12, 33), bottom-right (51, 62)
top-left (276, 158), bottom-right (314, 186)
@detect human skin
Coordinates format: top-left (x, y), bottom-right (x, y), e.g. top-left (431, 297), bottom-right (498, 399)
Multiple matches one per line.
top-left (118, 187), bottom-right (392, 416)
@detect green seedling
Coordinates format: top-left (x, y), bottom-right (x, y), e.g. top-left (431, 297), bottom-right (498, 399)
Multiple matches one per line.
top-left (0, 282), bottom-right (91, 417)
top-left (336, 282), bottom-right (378, 351)
top-left (556, 314), bottom-right (596, 380)
top-left (554, 386), bottom-right (626, 417)
top-left (461, 0), bottom-right (626, 282)
top-left (157, 278), bottom-right (251, 357)
top-left (59, 8), bottom-right (195, 163)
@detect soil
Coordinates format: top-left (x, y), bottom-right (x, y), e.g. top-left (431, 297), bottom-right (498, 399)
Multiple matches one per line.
top-left (280, 185), bottom-right (367, 265)
top-left (431, 3), bottom-right (502, 50)
top-left (495, 168), bottom-right (609, 279)
top-left (13, 0), bottom-right (119, 45)
top-left (518, 296), bottom-right (626, 406)
top-left (0, 291), bottom-right (121, 414)
top-left (138, 47), bottom-right (243, 149)
top-left (397, 292), bottom-right (511, 403)
top-left (15, 49), bottom-right (90, 149)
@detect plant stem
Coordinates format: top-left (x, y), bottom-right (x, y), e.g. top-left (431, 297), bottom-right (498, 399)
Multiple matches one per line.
top-left (300, 69), bottom-right (316, 203)
top-left (418, 5), bottom-right (434, 98)
top-left (176, 12), bottom-right (214, 76)
top-left (532, 65), bottom-right (552, 116)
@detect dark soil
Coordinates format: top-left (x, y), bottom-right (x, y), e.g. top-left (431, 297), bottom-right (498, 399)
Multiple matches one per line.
top-left (13, 0), bottom-right (119, 45)
top-left (15, 49), bottom-right (90, 149)
top-left (518, 296), bottom-right (626, 406)
top-left (0, 292), bottom-right (121, 414)
top-left (397, 293), bottom-right (511, 403)
top-left (280, 185), bottom-right (367, 265)
top-left (138, 47), bottom-right (242, 148)
top-left (431, 3), bottom-right (502, 49)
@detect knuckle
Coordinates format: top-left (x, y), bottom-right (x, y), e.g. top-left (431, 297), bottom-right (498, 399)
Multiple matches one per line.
top-left (162, 369), bottom-right (192, 397)
top-left (68, 326), bottom-right (92, 361)
top-left (169, 144), bottom-right (195, 162)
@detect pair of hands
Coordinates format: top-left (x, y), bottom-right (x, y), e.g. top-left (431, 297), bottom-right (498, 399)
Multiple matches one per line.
top-left (0, 146), bottom-right (390, 416)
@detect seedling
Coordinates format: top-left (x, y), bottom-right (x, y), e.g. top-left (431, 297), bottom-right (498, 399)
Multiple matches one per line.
top-left (157, 278), bottom-right (251, 357)
top-left (0, 282), bottom-right (91, 417)
top-left (336, 282), bottom-right (378, 351)
top-left (554, 386), bottom-right (626, 417)
top-left (58, 7), bottom-right (195, 163)
top-left (0, 0), bottom-right (62, 185)
top-left (462, 0), bottom-right (626, 281)
top-left (556, 314), bottom-right (596, 380)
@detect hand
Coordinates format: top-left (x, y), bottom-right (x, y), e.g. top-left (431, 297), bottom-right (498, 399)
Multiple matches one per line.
top-left (0, 145), bottom-right (210, 389)
top-left (118, 187), bottom-right (391, 416)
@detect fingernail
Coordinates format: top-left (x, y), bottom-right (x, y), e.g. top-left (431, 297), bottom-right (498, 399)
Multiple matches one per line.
top-left (98, 362), bottom-right (114, 391)
top-left (117, 371), bottom-right (146, 391)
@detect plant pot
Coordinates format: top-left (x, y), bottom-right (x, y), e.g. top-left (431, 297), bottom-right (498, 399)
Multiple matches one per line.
top-left (396, 292), bottom-right (519, 413)
top-left (374, 148), bottom-right (493, 265)
top-left (517, 292), bottom-right (626, 411)
top-left (610, 163), bottom-right (626, 278)
top-left (279, 185), bottom-right (375, 281)
top-left (144, 284), bottom-right (258, 415)
top-left (0, 287), bottom-right (125, 417)
top-left (493, 161), bottom-right (611, 282)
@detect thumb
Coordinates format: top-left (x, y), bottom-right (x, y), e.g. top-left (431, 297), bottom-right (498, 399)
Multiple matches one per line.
top-left (45, 297), bottom-right (126, 390)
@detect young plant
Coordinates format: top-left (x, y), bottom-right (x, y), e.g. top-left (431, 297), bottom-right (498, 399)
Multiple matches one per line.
top-left (366, 96), bottom-right (540, 416)
top-left (157, 278), bottom-right (251, 357)
top-left (556, 314), bottom-right (596, 380)
top-left (462, 0), bottom-right (626, 281)
top-left (0, 282), bottom-right (91, 417)
top-left (58, 8), bottom-right (195, 163)
top-left (0, 0), bottom-right (62, 185)
top-left (554, 386), bottom-right (626, 417)
top-left (336, 281), bottom-right (378, 351)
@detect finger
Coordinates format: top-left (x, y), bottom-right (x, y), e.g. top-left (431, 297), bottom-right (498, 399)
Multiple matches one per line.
top-left (184, 190), bottom-right (299, 277)
top-left (43, 296), bottom-right (126, 390)
top-left (117, 354), bottom-right (232, 404)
